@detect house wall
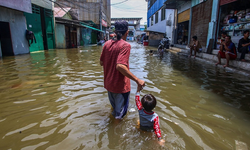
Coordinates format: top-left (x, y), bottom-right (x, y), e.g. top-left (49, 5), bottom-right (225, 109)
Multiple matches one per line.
top-left (0, 7), bottom-right (29, 55)
top-left (165, 9), bottom-right (175, 43)
top-left (0, 0), bottom-right (32, 13)
top-left (148, 9), bottom-right (175, 43)
top-left (31, 0), bottom-right (53, 10)
top-left (55, 23), bottom-right (66, 48)
top-left (147, 0), bottom-right (167, 27)
top-left (56, 0), bottom-right (111, 26)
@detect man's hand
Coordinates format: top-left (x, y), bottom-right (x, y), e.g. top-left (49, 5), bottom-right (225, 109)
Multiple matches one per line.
top-left (136, 79), bottom-right (145, 91)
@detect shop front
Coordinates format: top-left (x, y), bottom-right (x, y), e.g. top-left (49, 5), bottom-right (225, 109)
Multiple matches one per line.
top-left (217, 0), bottom-right (250, 49)
top-left (176, 9), bottom-right (190, 45)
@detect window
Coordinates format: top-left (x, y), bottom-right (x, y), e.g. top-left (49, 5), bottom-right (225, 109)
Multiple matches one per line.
top-left (148, 0), bottom-right (157, 9)
top-left (161, 8), bottom-right (166, 21)
top-left (151, 16), bottom-right (154, 26)
top-left (155, 12), bottom-right (158, 24)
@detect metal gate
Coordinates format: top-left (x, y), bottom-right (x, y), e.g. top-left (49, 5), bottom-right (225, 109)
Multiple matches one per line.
top-left (24, 4), bottom-right (44, 52)
top-left (44, 9), bottom-right (55, 49)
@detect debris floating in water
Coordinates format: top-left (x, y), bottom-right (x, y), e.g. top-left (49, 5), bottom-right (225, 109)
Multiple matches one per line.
top-left (129, 108), bottom-right (136, 112)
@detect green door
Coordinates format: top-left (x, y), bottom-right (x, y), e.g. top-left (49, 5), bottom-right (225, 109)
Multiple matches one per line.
top-left (24, 5), bottom-right (44, 52)
top-left (44, 9), bottom-right (55, 49)
top-left (91, 31), bottom-right (97, 44)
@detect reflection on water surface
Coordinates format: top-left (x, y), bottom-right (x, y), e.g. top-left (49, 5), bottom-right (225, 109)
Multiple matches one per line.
top-left (0, 42), bottom-right (249, 149)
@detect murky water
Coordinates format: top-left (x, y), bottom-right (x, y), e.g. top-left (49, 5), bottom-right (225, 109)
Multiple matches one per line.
top-left (0, 42), bottom-right (250, 150)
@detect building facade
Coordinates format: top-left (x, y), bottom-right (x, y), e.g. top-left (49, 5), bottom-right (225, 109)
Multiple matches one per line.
top-left (146, 0), bottom-right (231, 50)
top-left (0, 0), bottom-right (32, 57)
top-left (146, 0), bottom-right (175, 46)
top-left (55, 0), bottom-right (111, 46)
top-left (24, 0), bottom-right (56, 52)
top-left (111, 18), bottom-right (143, 41)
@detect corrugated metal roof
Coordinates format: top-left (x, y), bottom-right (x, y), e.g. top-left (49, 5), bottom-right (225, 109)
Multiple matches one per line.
top-left (54, 7), bottom-right (71, 18)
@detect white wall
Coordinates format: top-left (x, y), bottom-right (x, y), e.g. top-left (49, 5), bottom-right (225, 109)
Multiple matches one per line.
top-left (148, 9), bottom-right (165, 33)
top-left (0, 7), bottom-right (29, 55)
top-left (147, 9), bottom-right (175, 43)
top-left (165, 9), bottom-right (175, 43)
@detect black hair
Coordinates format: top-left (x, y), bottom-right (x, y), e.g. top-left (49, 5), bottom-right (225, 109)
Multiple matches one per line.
top-left (243, 30), bottom-right (249, 35)
top-left (226, 35), bottom-right (231, 39)
top-left (192, 36), bottom-right (197, 40)
top-left (141, 94), bottom-right (157, 112)
top-left (150, 50), bottom-right (153, 53)
top-left (114, 21), bottom-right (128, 40)
top-left (115, 30), bottom-right (127, 40)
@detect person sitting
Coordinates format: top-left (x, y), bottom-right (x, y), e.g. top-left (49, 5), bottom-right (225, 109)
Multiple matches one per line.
top-left (217, 31), bottom-right (227, 46)
top-left (215, 35), bottom-right (237, 68)
top-left (189, 36), bottom-right (202, 58)
top-left (238, 30), bottom-right (250, 62)
top-left (149, 50), bottom-right (153, 56)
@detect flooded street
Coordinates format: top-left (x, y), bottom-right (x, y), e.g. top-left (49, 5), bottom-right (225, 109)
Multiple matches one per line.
top-left (1, 42), bottom-right (250, 150)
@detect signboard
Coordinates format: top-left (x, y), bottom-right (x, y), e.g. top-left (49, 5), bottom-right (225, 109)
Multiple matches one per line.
top-left (0, 0), bottom-right (32, 13)
top-left (178, 9), bottom-right (190, 23)
top-left (102, 19), bottom-right (107, 27)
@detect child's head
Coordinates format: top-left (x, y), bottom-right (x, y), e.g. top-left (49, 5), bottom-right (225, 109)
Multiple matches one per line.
top-left (150, 50), bottom-right (153, 53)
top-left (141, 94), bottom-right (157, 112)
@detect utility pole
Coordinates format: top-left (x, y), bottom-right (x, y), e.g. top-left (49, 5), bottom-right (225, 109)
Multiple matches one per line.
top-left (100, 0), bottom-right (103, 39)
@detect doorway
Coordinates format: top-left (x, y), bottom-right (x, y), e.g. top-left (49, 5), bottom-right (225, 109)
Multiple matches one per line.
top-left (0, 21), bottom-right (13, 56)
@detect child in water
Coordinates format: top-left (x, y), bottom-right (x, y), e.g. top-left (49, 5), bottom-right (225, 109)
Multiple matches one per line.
top-left (149, 50), bottom-right (153, 56)
top-left (135, 90), bottom-right (165, 145)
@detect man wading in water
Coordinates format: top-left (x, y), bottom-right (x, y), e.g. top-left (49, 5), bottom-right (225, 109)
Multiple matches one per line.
top-left (100, 21), bottom-right (145, 119)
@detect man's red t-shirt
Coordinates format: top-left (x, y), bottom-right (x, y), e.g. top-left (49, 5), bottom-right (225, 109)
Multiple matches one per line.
top-left (100, 39), bottom-right (131, 93)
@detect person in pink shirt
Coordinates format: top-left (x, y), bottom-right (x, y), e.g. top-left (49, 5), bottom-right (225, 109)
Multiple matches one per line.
top-left (100, 21), bottom-right (145, 119)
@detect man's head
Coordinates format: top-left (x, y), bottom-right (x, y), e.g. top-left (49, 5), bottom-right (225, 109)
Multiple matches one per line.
top-left (114, 21), bottom-right (129, 40)
top-left (192, 36), bottom-right (197, 41)
top-left (221, 31), bottom-right (227, 38)
top-left (225, 35), bottom-right (231, 43)
top-left (243, 30), bottom-right (249, 38)
top-left (141, 94), bottom-right (156, 112)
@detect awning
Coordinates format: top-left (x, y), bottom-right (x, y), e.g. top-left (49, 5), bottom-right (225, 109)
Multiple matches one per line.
top-left (80, 23), bottom-right (104, 33)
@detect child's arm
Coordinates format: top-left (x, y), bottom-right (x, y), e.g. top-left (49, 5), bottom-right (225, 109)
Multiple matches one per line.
top-left (153, 116), bottom-right (162, 140)
top-left (154, 116), bottom-right (165, 145)
top-left (135, 92), bottom-right (143, 110)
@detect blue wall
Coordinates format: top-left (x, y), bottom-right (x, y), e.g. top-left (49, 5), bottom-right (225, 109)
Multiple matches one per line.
top-left (147, 0), bottom-right (167, 19)
top-left (147, 0), bottom-right (167, 27)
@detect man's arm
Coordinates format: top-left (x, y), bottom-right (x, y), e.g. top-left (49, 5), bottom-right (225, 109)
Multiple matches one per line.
top-left (242, 42), bottom-right (250, 47)
top-left (116, 64), bottom-right (145, 91)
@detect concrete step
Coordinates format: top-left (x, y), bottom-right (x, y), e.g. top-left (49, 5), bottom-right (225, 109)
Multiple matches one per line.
top-left (169, 47), bottom-right (250, 72)
top-left (211, 49), bottom-right (250, 61)
top-left (169, 47), bottom-right (182, 52)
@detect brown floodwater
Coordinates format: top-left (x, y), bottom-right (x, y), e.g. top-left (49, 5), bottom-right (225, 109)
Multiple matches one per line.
top-left (0, 42), bottom-right (250, 150)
